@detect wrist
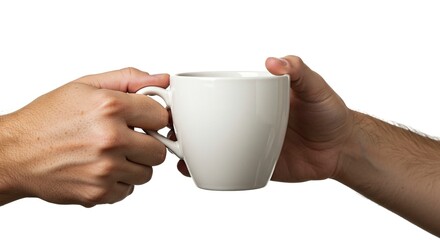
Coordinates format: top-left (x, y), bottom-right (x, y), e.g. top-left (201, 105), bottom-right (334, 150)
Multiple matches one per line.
top-left (0, 115), bottom-right (13, 190)
top-left (0, 114), bottom-right (26, 205)
top-left (332, 111), bottom-right (383, 188)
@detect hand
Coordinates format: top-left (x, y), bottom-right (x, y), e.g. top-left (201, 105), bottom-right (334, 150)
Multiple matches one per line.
top-left (175, 56), bottom-right (354, 183)
top-left (0, 68), bottom-right (169, 207)
top-left (264, 56), bottom-right (353, 182)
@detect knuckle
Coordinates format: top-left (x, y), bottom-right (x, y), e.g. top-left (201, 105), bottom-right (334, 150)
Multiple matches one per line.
top-left (122, 67), bottom-right (137, 75)
top-left (120, 67), bottom-right (144, 80)
top-left (96, 128), bottom-right (124, 150)
top-left (81, 203), bottom-right (96, 208)
top-left (143, 98), bottom-right (169, 130)
top-left (284, 55), bottom-right (306, 85)
top-left (141, 166), bottom-right (153, 184)
top-left (146, 138), bottom-right (167, 166)
top-left (157, 108), bottom-right (169, 129)
top-left (82, 187), bottom-right (110, 205)
top-left (95, 91), bottom-right (125, 116)
top-left (155, 145), bottom-right (167, 165)
top-left (93, 158), bottom-right (118, 179)
top-left (133, 167), bottom-right (153, 185)
top-left (285, 55), bottom-right (303, 65)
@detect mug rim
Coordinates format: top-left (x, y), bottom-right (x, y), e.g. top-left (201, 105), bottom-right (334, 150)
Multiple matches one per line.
top-left (174, 71), bottom-right (288, 80)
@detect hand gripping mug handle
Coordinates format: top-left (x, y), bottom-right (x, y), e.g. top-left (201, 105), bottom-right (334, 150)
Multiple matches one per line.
top-left (136, 87), bottom-right (183, 159)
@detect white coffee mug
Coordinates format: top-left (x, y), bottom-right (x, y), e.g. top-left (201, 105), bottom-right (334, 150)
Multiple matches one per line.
top-left (137, 71), bottom-right (290, 190)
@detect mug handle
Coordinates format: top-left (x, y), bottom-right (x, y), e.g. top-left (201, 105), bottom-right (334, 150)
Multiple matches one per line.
top-left (136, 86), bottom-right (183, 158)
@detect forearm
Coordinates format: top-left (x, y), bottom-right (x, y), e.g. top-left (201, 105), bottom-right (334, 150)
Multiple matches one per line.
top-left (335, 111), bottom-right (440, 236)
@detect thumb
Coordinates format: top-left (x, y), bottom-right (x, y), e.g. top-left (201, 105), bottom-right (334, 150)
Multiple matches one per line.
top-left (265, 55), bottom-right (333, 103)
top-left (74, 67), bottom-right (170, 93)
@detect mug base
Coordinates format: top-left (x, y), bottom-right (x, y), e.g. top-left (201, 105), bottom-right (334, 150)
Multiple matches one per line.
top-left (195, 183), bottom-right (268, 191)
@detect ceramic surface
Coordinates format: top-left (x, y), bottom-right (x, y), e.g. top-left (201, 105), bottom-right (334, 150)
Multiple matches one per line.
top-left (137, 71), bottom-right (290, 190)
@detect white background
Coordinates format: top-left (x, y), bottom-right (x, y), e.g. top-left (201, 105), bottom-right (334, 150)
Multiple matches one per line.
top-left (0, 0), bottom-right (439, 239)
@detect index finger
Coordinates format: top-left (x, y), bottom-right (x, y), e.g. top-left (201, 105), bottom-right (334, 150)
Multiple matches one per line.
top-left (75, 67), bottom-right (170, 93)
